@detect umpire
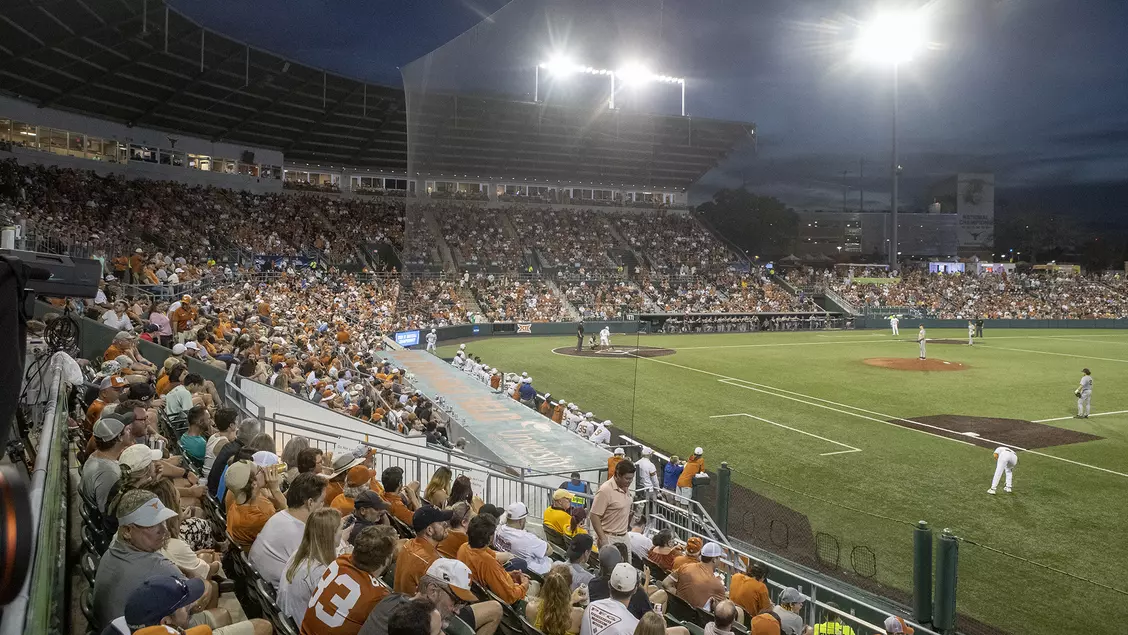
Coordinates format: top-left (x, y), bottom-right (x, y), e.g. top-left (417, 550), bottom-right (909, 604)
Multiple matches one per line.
top-left (576, 320), bottom-right (585, 352)
top-left (975, 318), bottom-right (984, 338)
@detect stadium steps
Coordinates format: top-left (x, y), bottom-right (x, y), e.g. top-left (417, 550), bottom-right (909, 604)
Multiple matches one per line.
top-left (456, 284), bottom-right (485, 316)
top-left (547, 279), bottom-right (582, 320)
top-left (420, 205), bottom-right (456, 270)
top-left (694, 213), bottom-right (754, 267)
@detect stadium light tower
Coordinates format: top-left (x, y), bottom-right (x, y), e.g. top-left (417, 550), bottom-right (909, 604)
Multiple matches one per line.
top-left (537, 57), bottom-right (686, 115)
top-left (856, 9), bottom-right (927, 269)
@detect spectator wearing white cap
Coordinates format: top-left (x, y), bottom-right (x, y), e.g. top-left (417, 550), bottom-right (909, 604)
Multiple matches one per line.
top-left (225, 459), bottom-right (286, 551)
top-left (92, 490), bottom-right (227, 629)
top-left (662, 542), bottom-right (737, 618)
top-left (607, 447), bottom-right (626, 476)
top-left (580, 563), bottom-right (643, 635)
top-left (676, 447), bottom-right (705, 500)
top-left (81, 413), bottom-right (134, 513)
top-left (494, 501), bottom-right (552, 575)
top-left (634, 447), bottom-right (660, 501)
top-left (360, 558), bottom-right (500, 635)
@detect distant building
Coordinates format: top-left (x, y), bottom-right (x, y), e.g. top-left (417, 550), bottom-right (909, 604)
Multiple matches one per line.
top-left (794, 211), bottom-right (959, 259)
top-left (929, 173), bottom-right (995, 256)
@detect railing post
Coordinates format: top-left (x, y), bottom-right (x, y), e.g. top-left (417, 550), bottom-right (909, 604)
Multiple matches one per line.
top-left (933, 528), bottom-right (958, 633)
top-left (715, 462), bottom-right (731, 536)
top-left (913, 520), bottom-right (934, 625)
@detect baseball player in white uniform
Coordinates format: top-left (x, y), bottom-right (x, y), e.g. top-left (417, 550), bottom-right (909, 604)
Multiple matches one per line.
top-left (450, 350), bottom-right (465, 369)
top-left (890, 315), bottom-right (900, 336)
top-left (917, 325), bottom-right (926, 360)
top-left (967, 321), bottom-right (974, 347)
top-left (1075, 368), bottom-right (1093, 418)
top-left (635, 447), bottom-right (660, 501)
top-left (425, 328), bottom-right (437, 353)
top-left (589, 420), bottom-right (611, 445)
top-left (988, 446), bottom-right (1018, 494)
top-left (599, 326), bottom-right (611, 350)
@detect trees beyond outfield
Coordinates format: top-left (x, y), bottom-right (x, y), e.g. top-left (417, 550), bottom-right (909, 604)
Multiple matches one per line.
top-left (696, 188), bottom-right (798, 258)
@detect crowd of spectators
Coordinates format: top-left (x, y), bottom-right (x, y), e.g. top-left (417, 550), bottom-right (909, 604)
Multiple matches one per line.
top-left (469, 275), bottom-right (568, 322)
top-left (558, 277), bottom-right (650, 320)
top-left (510, 208), bottom-right (623, 270)
top-left (397, 278), bottom-right (475, 329)
top-left (613, 213), bottom-right (736, 272)
top-left (432, 203), bottom-right (528, 270)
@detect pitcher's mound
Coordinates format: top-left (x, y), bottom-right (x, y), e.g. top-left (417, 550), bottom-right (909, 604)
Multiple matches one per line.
top-left (864, 357), bottom-right (968, 371)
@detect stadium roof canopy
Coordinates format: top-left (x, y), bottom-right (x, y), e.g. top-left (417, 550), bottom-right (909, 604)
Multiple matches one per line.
top-left (0, 0), bottom-right (754, 189)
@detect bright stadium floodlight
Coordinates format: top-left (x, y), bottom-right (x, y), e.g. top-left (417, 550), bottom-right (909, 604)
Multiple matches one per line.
top-left (855, 9), bottom-right (929, 269)
top-left (615, 62), bottom-right (654, 86)
top-left (540, 56), bottom-right (579, 76)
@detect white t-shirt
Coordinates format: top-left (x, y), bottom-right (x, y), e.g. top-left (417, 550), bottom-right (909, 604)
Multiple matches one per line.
top-left (627, 531), bottom-right (653, 561)
top-left (101, 310), bottom-right (133, 332)
top-left (277, 557), bottom-right (329, 625)
top-left (249, 510), bottom-right (306, 588)
top-left (165, 384), bottom-right (194, 416)
top-left (635, 457), bottom-right (659, 490)
top-left (161, 538), bottom-right (210, 579)
top-left (493, 524), bottom-right (552, 575)
top-left (580, 598), bottom-right (638, 635)
top-left (203, 434), bottom-right (229, 478)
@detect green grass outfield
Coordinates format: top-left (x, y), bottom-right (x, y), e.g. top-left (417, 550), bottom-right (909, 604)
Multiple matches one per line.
top-left (437, 329), bottom-right (1128, 635)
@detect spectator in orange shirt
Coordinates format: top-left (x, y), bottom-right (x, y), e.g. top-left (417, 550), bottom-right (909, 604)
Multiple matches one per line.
top-left (607, 448), bottom-right (625, 477)
top-left (676, 447), bottom-right (705, 498)
top-left (225, 460), bottom-right (286, 551)
top-left (331, 465), bottom-right (374, 517)
top-left (538, 393), bottom-right (552, 417)
top-left (394, 506), bottom-right (454, 595)
top-left (324, 453), bottom-right (364, 506)
top-left (457, 514), bottom-right (530, 606)
top-left (381, 466), bottom-right (421, 526)
top-left (85, 375), bottom-right (127, 433)
top-left (670, 537), bottom-right (702, 571)
top-left (730, 561), bottom-right (772, 619)
top-left (170, 297), bottom-right (197, 338)
top-left (551, 400), bottom-right (565, 424)
top-left (127, 248), bottom-right (143, 284)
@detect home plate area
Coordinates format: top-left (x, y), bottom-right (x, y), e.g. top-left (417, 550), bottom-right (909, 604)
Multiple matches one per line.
top-left (552, 345), bottom-right (675, 358)
top-left (887, 415), bottom-right (1103, 449)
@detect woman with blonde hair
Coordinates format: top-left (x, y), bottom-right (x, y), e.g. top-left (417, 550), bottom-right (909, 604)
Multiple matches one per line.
top-left (633, 611), bottom-right (668, 635)
top-left (526, 566), bottom-right (586, 635)
top-left (423, 466), bottom-right (453, 508)
top-left (277, 507), bottom-right (343, 623)
top-left (148, 478), bottom-right (220, 579)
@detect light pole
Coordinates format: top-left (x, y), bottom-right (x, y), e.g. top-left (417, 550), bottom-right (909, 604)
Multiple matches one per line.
top-left (856, 10), bottom-right (927, 270)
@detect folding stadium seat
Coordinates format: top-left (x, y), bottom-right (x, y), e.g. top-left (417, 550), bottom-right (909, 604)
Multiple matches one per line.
top-left (542, 526), bottom-right (569, 550)
top-left (518, 612), bottom-right (548, 635)
top-left (81, 587), bottom-right (98, 634)
top-left (446, 614), bottom-right (477, 635)
top-left (642, 558), bottom-right (667, 582)
top-left (665, 592), bottom-right (701, 625)
top-left (389, 515), bottom-right (416, 539)
top-left (80, 549), bottom-right (100, 586)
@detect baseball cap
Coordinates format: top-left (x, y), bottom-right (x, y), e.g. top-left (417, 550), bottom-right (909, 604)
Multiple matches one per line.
top-left (119, 443), bottom-right (162, 472)
top-left (127, 382), bottom-right (154, 402)
top-left (225, 461), bottom-right (255, 503)
top-left (346, 465), bottom-right (373, 487)
top-left (117, 495), bottom-right (178, 526)
top-left (426, 559), bottom-right (478, 602)
top-left (100, 375), bottom-right (128, 390)
top-left (685, 536), bottom-right (703, 555)
top-left (115, 355), bottom-right (133, 368)
top-left (252, 451), bottom-right (280, 467)
top-left (779, 587), bottom-right (809, 604)
top-left (883, 616), bottom-right (914, 635)
top-left (92, 413), bottom-right (130, 441)
top-left (641, 447), bottom-right (653, 456)
top-left (125, 576), bottom-right (205, 629)
top-left (505, 501), bottom-right (528, 520)
top-left (568, 533), bottom-right (594, 559)
top-left (354, 491), bottom-right (389, 511)
top-left (412, 506), bottom-right (454, 532)
top-left (613, 448), bottom-right (625, 456)
top-left (552, 489), bottom-right (572, 501)
top-left (701, 542), bottom-right (724, 558)
top-left (609, 562), bottom-right (639, 592)
top-left (184, 341), bottom-right (199, 350)
top-left (171, 343), bottom-right (187, 355)
top-left (598, 545), bottom-right (622, 571)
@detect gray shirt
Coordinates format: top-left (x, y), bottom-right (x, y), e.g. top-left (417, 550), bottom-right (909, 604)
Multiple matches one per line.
top-left (774, 605), bottom-right (805, 635)
top-left (358, 592), bottom-right (409, 635)
top-left (93, 541), bottom-right (182, 626)
top-left (80, 456), bottom-right (121, 514)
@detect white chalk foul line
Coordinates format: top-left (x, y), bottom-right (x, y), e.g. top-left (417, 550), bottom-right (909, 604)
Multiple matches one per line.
top-left (710, 412), bottom-right (861, 456)
top-left (975, 344), bottom-right (1128, 364)
top-left (1033, 409), bottom-right (1128, 423)
top-left (636, 355), bottom-right (1128, 480)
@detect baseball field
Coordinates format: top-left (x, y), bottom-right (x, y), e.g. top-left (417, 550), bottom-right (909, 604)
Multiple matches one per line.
top-left (436, 328), bottom-right (1128, 635)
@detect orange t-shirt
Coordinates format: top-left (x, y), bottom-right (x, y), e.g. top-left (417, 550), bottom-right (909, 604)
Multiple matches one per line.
top-left (674, 562), bottom-right (726, 609)
top-left (323, 480), bottom-right (344, 506)
top-left (437, 531), bottom-right (468, 559)
top-left (552, 405), bottom-right (564, 424)
top-left (393, 536), bottom-right (438, 595)
top-left (299, 555), bottom-right (388, 635)
top-left (750, 613), bottom-right (782, 635)
top-left (330, 493), bottom-right (356, 517)
top-left (103, 344), bottom-right (125, 361)
top-left (129, 254), bottom-right (143, 272)
top-left (226, 497), bottom-right (277, 552)
top-left (382, 491), bottom-right (413, 525)
top-left (671, 554), bottom-right (700, 571)
top-left (171, 306), bottom-right (196, 331)
top-left (608, 456), bottom-right (624, 476)
top-left (678, 456), bottom-right (705, 488)
top-left (85, 399), bottom-right (107, 431)
top-left (731, 574), bottom-right (771, 617)
top-left (156, 375), bottom-right (173, 396)
top-left (457, 543), bottom-right (526, 605)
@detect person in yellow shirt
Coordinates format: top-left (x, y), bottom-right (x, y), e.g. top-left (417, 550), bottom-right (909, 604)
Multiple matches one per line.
top-left (676, 447), bottom-right (705, 498)
top-left (543, 489), bottom-right (579, 537)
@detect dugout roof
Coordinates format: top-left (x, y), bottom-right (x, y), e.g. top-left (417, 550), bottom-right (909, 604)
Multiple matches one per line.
top-left (0, 0), bottom-right (753, 188)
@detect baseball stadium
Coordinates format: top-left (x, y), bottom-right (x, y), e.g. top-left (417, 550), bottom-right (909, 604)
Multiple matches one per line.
top-left (1, 2), bottom-right (1126, 635)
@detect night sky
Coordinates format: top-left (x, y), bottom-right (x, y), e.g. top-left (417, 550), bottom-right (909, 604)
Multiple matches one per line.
top-left (169, 0), bottom-right (1128, 215)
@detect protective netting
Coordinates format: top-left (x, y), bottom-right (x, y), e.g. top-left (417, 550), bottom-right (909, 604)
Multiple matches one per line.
top-left (399, 0), bottom-right (683, 274)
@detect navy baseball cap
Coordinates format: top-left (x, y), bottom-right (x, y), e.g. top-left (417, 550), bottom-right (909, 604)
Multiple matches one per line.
top-left (124, 576), bottom-right (205, 628)
top-left (412, 505), bottom-right (454, 532)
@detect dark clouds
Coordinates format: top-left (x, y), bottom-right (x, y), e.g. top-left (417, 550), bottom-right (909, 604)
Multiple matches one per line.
top-left (170, 0), bottom-right (1128, 214)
